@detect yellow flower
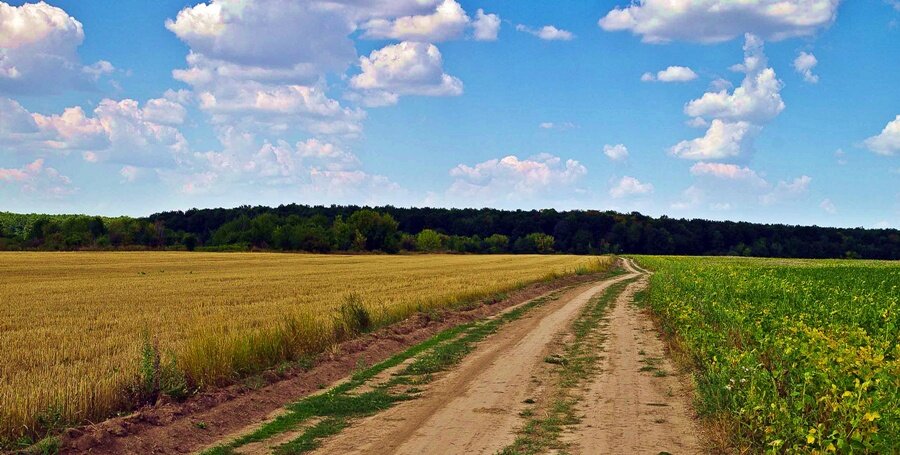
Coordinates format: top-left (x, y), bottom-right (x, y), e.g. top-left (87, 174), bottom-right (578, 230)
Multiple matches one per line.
top-left (807, 434), bottom-right (816, 444)
top-left (864, 411), bottom-right (880, 422)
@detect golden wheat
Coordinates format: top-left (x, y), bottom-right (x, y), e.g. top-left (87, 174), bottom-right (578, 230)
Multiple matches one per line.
top-left (0, 252), bottom-right (610, 443)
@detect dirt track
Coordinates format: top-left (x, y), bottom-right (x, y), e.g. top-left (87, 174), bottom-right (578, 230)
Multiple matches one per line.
top-left (304, 259), bottom-right (702, 455)
top-left (311, 266), bottom-right (641, 455)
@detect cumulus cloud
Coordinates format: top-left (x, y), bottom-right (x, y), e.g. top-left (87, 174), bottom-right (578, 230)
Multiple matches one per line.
top-left (609, 176), bottom-right (654, 198)
top-left (350, 42), bottom-right (463, 106)
top-left (599, 0), bottom-right (842, 44)
top-left (167, 0), bottom-right (356, 75)
top-left (0, 96), bottom-right (189, 167)
top-left (670, 119), bottom-right (759, 160)
top-left (362, 0), bottom-right (469, 42)
top-left (167, 0), bottom-right (402, 137)
top-left (603, 144), bottom-right (629, 161)
top-left (685, 35), bottom-right (784, 123)
top-left (672, 34), bottom-right (782, 161)
top-left (641, 66), bottom-right (698, 83)
top-left (793, 51), bottom-right (819, 83)
top-left (472, 9), bottom-right (501, 41)
top-left (0, 1), bottom-right (113, 94)
top-left (863, 115), bottom-right (900, 156)
top-left (171, 128), bottom-right (402, 201)
top-left (0, 158), bottom-right (74, 197)
top-left (820, 198), bottom-right (837, 214)
top-left (448, 154), bottom-right (586, 202)
top-left (515, 24), bottom-right (574, 41)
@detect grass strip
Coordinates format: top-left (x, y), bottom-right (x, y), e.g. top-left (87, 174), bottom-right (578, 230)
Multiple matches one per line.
top-left (499, 278), bottom-right (636, 455)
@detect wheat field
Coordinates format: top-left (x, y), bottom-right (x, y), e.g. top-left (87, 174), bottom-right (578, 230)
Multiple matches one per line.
top-left (0, 252), bottom-right (610, 443)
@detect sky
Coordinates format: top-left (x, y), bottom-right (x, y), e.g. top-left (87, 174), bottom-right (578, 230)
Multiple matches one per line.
top-left (0, 0), bottom-right (898, 228)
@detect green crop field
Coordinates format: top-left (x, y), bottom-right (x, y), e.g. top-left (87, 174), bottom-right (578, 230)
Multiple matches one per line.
top-left (635, 256), bottom-right (900, 453)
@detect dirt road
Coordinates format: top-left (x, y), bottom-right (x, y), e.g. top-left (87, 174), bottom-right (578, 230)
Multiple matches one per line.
top-left (303, 259), bottom-right (701, 455)
top-left (311, 267), bottom-right (641, 455)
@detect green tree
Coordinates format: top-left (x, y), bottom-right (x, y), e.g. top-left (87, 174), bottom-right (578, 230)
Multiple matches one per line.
top-left (484, 234), bottom-right (509, 253)
top-left (347, 209), bottom-right (400, 252)
top-left (416, 229), bottom-right (443, 252)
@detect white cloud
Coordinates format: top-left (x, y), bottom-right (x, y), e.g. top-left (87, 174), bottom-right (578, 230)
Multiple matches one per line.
top-left (672, 34), bottom-right (783, 161)
top-left (167, 1), bottom-right (355, 76)
top-left (0, 96), bottom-right (189, 167)
top-left (793, 51), bottom-right (819, 83)
top-left (863, 115), bottom-right (900, 156)
top-left (516, 24), bottom-right (574, 41)
top-left (670, 119), bottom-right (759, 160)
top-left (641, 66), bottom-right (698, 82)
top-left (690, 162), bottom-right (767, 186)
top-left (472, 9), bottom-right (501, 41)
top-left (0, 1), bottom-right (113, 94)
top-left (448, 154), bottom-right (586, 202)
top-left (362, 0), bottom-right (469, 42)
top-left (0, 158), bottom-right (74, 197)
top-left (172, 129), bottom-right (402, 201)
top-left (603, 144), bottom-right (629, 161)
top-left (599, 0), bottom-right (841, 44)
top-left (760, 175), bottom-right (812, 205)
top-left (609, 176), bottom-right (654, 198)
top-left (820, 198), bottom-right (837, 214)
top-left (685, 35), bottom-right (784, 124)
top-left (350, 42), bottom-right (463, 106)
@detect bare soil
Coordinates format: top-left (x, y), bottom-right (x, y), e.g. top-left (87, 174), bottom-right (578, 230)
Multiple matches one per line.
top-left (57, 271), bottom-right (609, 455)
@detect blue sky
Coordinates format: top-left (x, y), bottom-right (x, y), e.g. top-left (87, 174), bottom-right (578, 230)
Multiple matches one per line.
top-left (0, 0), bottom-right (897, 228)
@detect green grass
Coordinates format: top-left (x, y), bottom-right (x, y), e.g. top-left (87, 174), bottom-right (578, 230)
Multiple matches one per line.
top-left (635, 256), bottom-right (900, 453)
top-left (500, 278), bottom-right (635, 454)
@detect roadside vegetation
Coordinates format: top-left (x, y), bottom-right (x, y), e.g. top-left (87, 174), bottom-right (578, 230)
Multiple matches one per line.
top-left (0, 252), bottom-right (611, 448)
top-left (637, 257), bottom-right (900, 453)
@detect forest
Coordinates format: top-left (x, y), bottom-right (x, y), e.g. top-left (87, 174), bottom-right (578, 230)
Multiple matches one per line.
top-left (1, 205), bottom-right (898, 259)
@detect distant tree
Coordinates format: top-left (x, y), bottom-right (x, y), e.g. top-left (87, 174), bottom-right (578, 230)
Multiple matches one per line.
top-left (183, 234), bottom-right (198, 251)
top-left (331, 216), bottom-right (355, 251)
top-left (348, 209), bottom-right (400, 252)
top-left (416, 229), bottom-right (443, 252)
top-left (484, 234), bottom-right (509, 253)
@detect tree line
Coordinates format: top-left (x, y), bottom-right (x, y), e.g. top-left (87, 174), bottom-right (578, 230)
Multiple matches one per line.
top-left (1, 205), bottom-right (898, 259)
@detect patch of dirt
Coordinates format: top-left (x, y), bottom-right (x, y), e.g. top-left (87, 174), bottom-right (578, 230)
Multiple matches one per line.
top-left (562, 267), bottom-right (703, 454)
top-left (58, 269), bottom-right (616, 455)
top-left (310, 271), bottom-right (639, 455)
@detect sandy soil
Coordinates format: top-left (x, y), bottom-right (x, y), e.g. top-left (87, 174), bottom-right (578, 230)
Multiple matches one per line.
top-left (311, 268), bottom-right (641, 455)
top-left (563, 268), bottom-right (703, 454)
